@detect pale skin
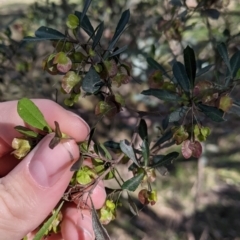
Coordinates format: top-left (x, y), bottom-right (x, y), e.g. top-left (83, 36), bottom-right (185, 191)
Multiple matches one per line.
top-left (0, 99), bottom-right (106, 240)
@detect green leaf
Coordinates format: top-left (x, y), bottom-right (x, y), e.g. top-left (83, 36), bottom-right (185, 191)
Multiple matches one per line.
top-left (17, 98), bottom-right (52, 132)
top-left (184, 46), bottom-right (196, 88)
top-left (108, 9), bottom-right (130, 51)
top-left (35, 26), bottom-right (66, 40)
top-left (142, 138), bottom-right (150, 167)
top-left (14, 126), bottom-right (39, 138)
top-left (146, 57), bottom-right (171, 80)
top-left (172, 61), bottom-right (190, 94)
top-left (138, 119), bottom-right (148, 142)
top-left (141, 88), bottom-right (181, 101)
top-left (109, 45), bottom-right (128, 58)
top-left (230, 51), bottom-right (240, 79)
top-left (196, 64), bottom-right (213, 77)
top-left (202, 9), bottom-right (220, 20)
top-left (33, 202), bottom-right (64, 240)
top-left (82, 67), bottom-right (102, 93)
top-left (170, 0), bottom-right (182, 6)
top-left (99, 143), bottom-right (112, 160)
top-left (90, 197), bottom-right (111, 240)
top-left (87, 127), bottom-right (95, 150)
top-left (127, 193), bottom-right (138, 216)
top-left (217, 42), bottom-right (231, 74)
top-left (151, 130), bottom-right (173, 150)
top-left (120, 140), bottom-right (139, 167)
top-left (70, 155), bottom-right (84, 171)
top-left (104, 140), bottom-right (120, 150)
top-left (75, 11), bottom-right (95, 37)
top-left (198, 103), bottom-right (225, 122)
top-left (151, 152), bottom-right (179, 168)
top-left (81, 0), bottom-right (92, 22)
top-left (122, 172), bottom-right (145, 191)
top-left (169, 106), bottom-right (189, 122)
top-left (92, 21), bottom-right (104, 49)
top-left (162, 116), bottom-right (169, 130)
top-left (49, 121), bottom-right (63, 149)
top-left (22, 36), bottom-right (54, 42)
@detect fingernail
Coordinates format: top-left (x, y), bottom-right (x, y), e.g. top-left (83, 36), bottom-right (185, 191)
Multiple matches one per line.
top-left (77, 214), bottom-right (94, 240)
top-left (29, 134), bottom-right (78, 187)
top-left (67, 111), bottom-right (90, 134)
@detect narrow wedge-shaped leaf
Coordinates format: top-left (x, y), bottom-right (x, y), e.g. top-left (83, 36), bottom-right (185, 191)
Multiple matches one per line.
top-left (108, 9), bottom-right (130, 51)
top-left (81, 0), bottom-right (92, 22)
top-left (147, 57), bottom-right (171, 80)
top-left (184, 46), bottom-right (196, 88)
top-left (151, 130), bottom-right (173, 150)
top-left (70, 155), bottom-right (84, 171)
top-left (99, 143), bottom-right (112, 160)
top-left (82, 67), bottom-right (102, 93)
top-left (120, 139), bottom-right (139, 167)
top-left (170, 0), bottom-right (183, 6)
top-left (87, 127), bottom-right (95, 150)
top-left (49, 121), bottom-right (62, 149)
top-left (93, 142), bottom-right (100, 156)
top-left (103, 140), bottom-right (120, 150)
top-left (23, 36), bottom-right (61, 42)
top-left (109, 45), bottom-right (128, 58)
top-left (198, 103), bottom-right (225, 122)
top-left (92, 22), bottom-right (104, 49)
top-left (230, 51), bottom-right (240, 78)
top-left (18, 98), bottom-right (52, 132)
top-left (33, 201), bottom-right (64, 240)
top-left (217, 42), bottom-right (231, 74)
top-left (173, 61), bottom-right (190, 94)
top-left (169, 106), bottom-right (189, 122)
top-left (75, 11), bottom-right (95, 37)
top-left (14, 126), bottom-right (39, 138)
top-left (138, 119), bottom-right (148, 142)
top-left (90, 197), bottom-right (111, 240)
top-left (141, 88), bottom-right (181, 101)
top-left (35, 26), bottom-right (66, 40)
top-left (151, 152), bottom-right (179, 168)
top-left (122, 172), bottom-right (145, 191)
top-left (162, 116), bottom-right (169, 130)
top-left (196, 64), bottom-right (213, 77)
top-left (127, 193), bottom-right (138, 216)
top-left (142, 139), bottom-right (150, 166)
top-left (202, 9), bottom-right (220, 20)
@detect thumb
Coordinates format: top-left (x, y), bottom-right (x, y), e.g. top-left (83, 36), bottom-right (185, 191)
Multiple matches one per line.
top-left (0, 134), bottom-right (79, 240)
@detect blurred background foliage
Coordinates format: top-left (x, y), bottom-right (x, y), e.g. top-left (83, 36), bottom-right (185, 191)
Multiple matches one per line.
top-left (1, 0), bottom-right (240, 239)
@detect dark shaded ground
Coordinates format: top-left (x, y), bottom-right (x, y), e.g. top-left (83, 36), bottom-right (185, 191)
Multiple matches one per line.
top-left (106, 185), bottom-right (240, 240)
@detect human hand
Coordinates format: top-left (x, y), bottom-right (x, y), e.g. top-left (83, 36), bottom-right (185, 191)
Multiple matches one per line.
top-left (0, 99), bottom-right (106, 240)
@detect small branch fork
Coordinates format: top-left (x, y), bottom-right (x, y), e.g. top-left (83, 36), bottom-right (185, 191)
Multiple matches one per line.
top-left (63, 118), bottom-right (141, 207)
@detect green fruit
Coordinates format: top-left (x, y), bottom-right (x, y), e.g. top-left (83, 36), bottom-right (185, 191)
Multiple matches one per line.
top-left (66, 14), bottom-right (79, 29)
